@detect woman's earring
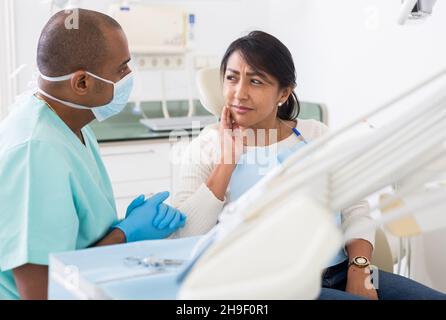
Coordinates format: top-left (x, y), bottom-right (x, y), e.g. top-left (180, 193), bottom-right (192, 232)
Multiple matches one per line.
top-left (278, 102), bottom-right (283, 107)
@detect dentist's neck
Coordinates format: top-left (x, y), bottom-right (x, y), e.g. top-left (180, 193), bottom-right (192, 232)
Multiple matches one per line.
top-left (35, 92), bottom-right (95, 138)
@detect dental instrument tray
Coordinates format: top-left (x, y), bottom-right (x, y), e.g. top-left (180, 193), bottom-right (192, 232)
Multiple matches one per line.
top-left (140, 115), bottom-right (217, 132)
top-left (48, 236), bottom-right (201, 299)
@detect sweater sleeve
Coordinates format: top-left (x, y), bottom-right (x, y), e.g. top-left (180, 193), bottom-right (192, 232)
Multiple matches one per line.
top-left (299, 119), bottom-right (376, 249)
top-left (296, 119), bottom-right (329, 141)
top-left (341, 200), bottom-right (375, 249)
top-left (170, 128), bottom-right (226, 238)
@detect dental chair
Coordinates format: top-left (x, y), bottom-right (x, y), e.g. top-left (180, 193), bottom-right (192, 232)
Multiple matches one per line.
top-left (175, 67), bottom-right (339, 299)
top-left (195, 66), bottom-right (395, 274)
top-left (182, 65), bottom-right (446, 300)
top-left (195, 67), bottom-right (329, 124)
top-left (175, 68), bottom-right (395, 299)
top-left (373, 227), bottom-right (395, 273)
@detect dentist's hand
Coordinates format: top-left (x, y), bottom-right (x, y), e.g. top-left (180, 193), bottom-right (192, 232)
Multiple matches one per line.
top-left (115, 192), bottom-right (186, 242)
top-left (125, 194), bottom-right (145, 216)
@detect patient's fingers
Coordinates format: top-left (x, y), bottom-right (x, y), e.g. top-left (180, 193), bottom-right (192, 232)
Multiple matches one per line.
top-left (221, 105), bottom-right (231, 130)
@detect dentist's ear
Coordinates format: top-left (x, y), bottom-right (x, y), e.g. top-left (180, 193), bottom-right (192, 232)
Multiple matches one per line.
top-left (70, 71), bottom-right (90, 95)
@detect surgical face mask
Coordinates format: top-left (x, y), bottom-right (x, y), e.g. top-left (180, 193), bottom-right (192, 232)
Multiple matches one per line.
top-left (38, 70), bottom-right (134, 122)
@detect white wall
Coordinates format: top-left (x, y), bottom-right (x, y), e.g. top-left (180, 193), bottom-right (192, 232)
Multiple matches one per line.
top-left (0, 0), bottom-right (17, 120)
top-left (11, 0), bottom-right (270, 103)
top-left (269, 0), bottom-right (446, 129)
top-left (7, 0), bottom-right (446, 127)
top-left (268, 0), bottom-right (446, 290)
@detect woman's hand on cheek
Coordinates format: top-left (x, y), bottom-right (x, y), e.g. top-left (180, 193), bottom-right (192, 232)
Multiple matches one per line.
top-left (219, 105), bottom-right (243, 165)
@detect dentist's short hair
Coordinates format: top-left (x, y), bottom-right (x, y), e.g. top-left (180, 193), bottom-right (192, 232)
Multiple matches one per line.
top-left (37, 8), bottom-right (122, 77)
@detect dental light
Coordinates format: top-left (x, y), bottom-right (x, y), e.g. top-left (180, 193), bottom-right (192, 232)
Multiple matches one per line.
top-left (398, 0), bottom-right (437, 25)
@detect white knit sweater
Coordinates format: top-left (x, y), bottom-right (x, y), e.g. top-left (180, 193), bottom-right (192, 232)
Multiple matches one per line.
top-left (171, 119), bottom-right (375, 248)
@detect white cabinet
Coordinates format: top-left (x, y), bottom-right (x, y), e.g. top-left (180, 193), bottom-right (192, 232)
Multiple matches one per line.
top-left (99, 139), bottom-right (173, 219)
top-left (100, 141), bottom-right (171, 182)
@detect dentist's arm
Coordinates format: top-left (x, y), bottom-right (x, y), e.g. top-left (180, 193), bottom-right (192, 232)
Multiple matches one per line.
top-left (13, 192), bottom-right (186, 300)
top-left (13, 230), bottom-right (125, 300)
top-left (94, 228), bottom-right (126, 246)
top-left (13, 264), bottom-right (48, 300)
top-left (96, 192), bottom-right (186, 245)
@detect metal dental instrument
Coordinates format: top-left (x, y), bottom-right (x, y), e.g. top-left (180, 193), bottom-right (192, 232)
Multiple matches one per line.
top-left (123, 255), bottom-right (186, 269)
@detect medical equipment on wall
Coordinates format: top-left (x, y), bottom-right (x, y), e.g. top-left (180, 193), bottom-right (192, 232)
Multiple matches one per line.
top-left (0, 0), bottom-right (17, 114)
top-left (109, 4), bottom-right (187, 54)
top-left (398, 0), bottom-right (437, 25)
top-left (46, 0), bottom-right (80, 13)
top-left (177, 67), bottom-right (446, 299)
top-left (109, 3), bottom-right (199, 121)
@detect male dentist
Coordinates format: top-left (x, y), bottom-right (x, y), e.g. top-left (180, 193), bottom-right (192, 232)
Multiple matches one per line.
top-left (0, 9), bottom-right (185, 299)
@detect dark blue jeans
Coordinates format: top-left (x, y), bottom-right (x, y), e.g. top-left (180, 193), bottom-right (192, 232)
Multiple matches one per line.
top-left (318, 259), bottom-right (446, 300)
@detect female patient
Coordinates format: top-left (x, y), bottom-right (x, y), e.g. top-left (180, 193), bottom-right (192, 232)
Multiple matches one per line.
top-left (172, 30), bottom-right (445, 300)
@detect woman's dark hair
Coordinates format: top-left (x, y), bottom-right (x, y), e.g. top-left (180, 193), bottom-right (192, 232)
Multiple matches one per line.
top-left (220, 30), bottom-right (300, 121)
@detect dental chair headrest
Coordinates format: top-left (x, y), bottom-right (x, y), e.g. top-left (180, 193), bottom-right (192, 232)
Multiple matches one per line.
top-left (196, 67), bottom-right (225, 117)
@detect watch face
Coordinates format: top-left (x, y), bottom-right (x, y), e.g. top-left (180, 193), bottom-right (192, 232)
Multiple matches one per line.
top-left (355, 257), bottom-right (368, 265)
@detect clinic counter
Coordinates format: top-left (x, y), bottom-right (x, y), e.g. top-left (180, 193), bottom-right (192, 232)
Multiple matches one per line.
top-left (90, 100), bottom-right (212, 143)
top-left (89, 100), bottom-right (326, 143)
top-left (90, 121), bottom-right (184, 142)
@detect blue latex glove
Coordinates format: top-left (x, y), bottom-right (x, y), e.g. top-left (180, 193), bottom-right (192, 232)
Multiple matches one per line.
top-left (128, 195), bottom-right (187, 230)
top-left (125, 194), bottom-right (145, 216)
top-left (115, 191), bottom-right (187, 242)
top-left (153, 203), bottom-right (187, 229)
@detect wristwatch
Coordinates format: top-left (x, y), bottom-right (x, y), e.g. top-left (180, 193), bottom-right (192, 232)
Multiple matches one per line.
top-left (348, 256), bottom-right (370, 268)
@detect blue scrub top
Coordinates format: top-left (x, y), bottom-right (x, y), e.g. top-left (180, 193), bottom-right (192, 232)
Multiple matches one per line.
top-left (0, 95), bottom-right (118, 299)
